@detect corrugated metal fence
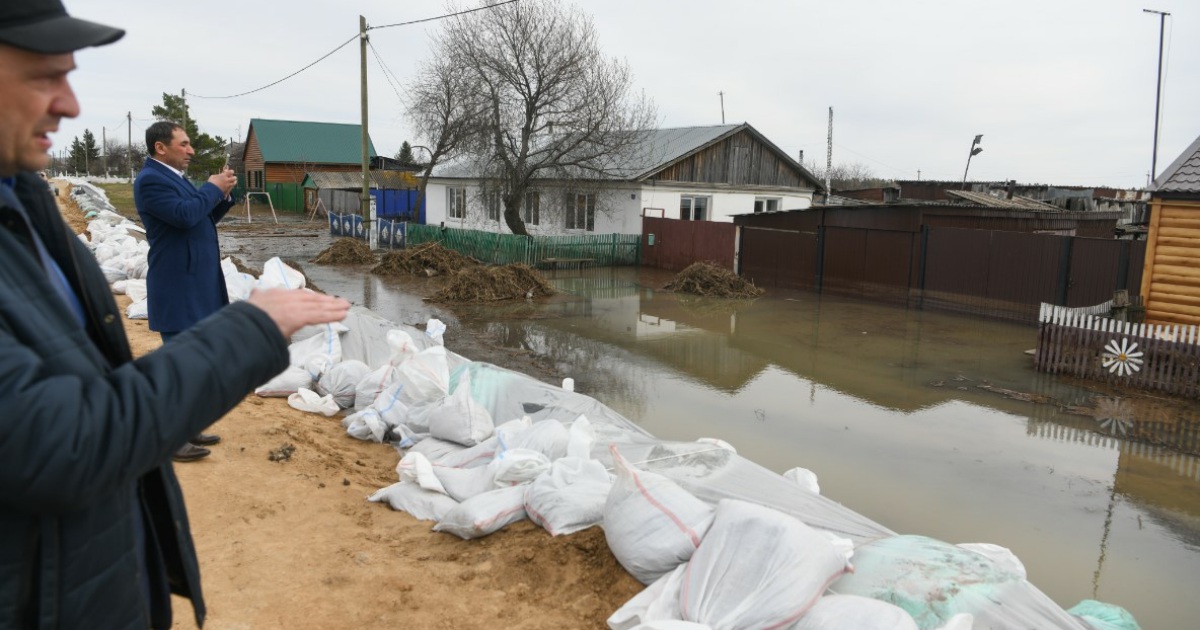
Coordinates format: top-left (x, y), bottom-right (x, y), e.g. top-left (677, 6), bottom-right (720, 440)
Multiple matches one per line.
top-left (1035, 302), bottom-right (1200, 400)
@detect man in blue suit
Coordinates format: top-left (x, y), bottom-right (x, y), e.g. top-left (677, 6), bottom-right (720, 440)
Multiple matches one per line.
top-left (134, 120), bottom-right (239, 461)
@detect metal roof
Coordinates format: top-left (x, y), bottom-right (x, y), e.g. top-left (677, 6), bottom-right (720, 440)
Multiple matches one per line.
top-left (303, 170), bottom-right (418, 189)
top-left (945, 189), bottom-right (1064, 211)
top-left (248, 118), bottom-right (377, 164)
top-left (1153, 133), bottom-right (1200, 195)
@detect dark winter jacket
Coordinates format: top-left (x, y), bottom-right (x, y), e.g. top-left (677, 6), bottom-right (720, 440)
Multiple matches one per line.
top-left (0, 172), bottom-right (288, 629)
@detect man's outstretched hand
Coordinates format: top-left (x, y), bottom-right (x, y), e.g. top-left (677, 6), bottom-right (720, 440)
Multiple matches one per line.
top-left (246, 288), bottom-right (351, 338)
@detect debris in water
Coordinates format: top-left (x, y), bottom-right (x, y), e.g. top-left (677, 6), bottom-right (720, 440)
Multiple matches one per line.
top-left (311, 238), bottom-right (377, 265)
top-left (663, 261), bottom-right (764, 298)
top-left (372, 242), bottom-right (476, 277)
top-left (429, 264), bottom-right (555, 303)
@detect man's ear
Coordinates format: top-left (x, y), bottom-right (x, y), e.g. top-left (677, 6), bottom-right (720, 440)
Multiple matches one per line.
top-left (153, 141), bottom-right (165, 156)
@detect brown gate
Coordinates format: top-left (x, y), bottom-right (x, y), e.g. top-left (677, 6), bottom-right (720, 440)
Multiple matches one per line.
top-left (641, 216), bottom-right (736, 271)
top-left (739, 226), bottom-right (818, 289)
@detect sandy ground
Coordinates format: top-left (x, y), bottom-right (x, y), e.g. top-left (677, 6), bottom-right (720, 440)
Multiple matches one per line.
top-left (54, 183), bottom-right (644, 629)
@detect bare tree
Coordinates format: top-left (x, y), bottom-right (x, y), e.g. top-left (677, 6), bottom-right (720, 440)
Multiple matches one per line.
top-left (430, 0), bottom-right (656, 235)
top-left (406, 53), bottom-right (484, 222)
top-left (805, 160), bottom-right (893, 190)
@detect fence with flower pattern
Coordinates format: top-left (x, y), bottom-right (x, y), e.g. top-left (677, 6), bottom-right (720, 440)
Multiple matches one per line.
top-left (1035, 303), bottom-right (1200, 400)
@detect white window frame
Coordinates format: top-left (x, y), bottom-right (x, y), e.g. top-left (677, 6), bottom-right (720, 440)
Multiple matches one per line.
top-left (680, 195), bottom-right (709, 221)
top-left (566, 192), bottom-right (595, 231)
top-left (447, 186), bottom-right (466, 219)
top-left (754, 197), bottom-right (781, 213)
top-left (523, 191), bottom-right (540, 226)
top-left (485, 191), bottom-right (501, 222)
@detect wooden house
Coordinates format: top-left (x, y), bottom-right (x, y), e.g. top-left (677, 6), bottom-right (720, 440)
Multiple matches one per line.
top-left (423, 123), bottom-right (824, 235)
top-left (1142, 134), bottom-right (1200, 325)
top-left (241, 118), bottom-right (377, 212)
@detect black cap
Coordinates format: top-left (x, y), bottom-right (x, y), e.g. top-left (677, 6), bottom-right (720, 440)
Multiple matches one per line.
top-left (0, 0), bottom-right (123, 54)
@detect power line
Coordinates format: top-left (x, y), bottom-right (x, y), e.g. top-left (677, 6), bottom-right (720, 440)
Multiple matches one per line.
top-left (368, 41), bottom-right (404, 103)
top-left (189, 33), bottom-right (358, 99)
top-left (369, 0), bottom-right (521, 31)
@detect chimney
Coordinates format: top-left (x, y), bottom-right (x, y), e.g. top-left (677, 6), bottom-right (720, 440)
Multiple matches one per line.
top-left (798, 150), bottom-right (804, 164)
top-left (1006, 180), bottom-right (1016, 200)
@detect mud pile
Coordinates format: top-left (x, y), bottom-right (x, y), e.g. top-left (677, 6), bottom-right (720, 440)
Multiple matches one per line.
top-left (372, 242), bottom-right (476, 277)
top-left (430, 264), bottom-right (555, 303)
top-left (664, 261), bottom-right (764, 298)
top-left (311, 238), bottom-right (378, 265)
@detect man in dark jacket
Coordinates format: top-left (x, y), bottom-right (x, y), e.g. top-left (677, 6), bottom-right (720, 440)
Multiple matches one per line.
top-left (0, 2), bottom-right (351, 628)
top-left (135, 121), bottom-right (239, 461)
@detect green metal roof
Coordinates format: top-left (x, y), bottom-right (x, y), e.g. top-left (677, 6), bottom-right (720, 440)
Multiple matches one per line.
top-left (248, 118), bottom-right (377, 164)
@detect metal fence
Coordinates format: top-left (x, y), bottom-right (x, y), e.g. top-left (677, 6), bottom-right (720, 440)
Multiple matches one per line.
top-left (406, 224), bottom-right (641, 267)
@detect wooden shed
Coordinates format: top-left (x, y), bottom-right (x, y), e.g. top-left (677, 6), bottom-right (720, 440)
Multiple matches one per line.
top-left (1142, 134), bottom-right (1200, 325)
top-left (241, 118), bottom-right (377, 212)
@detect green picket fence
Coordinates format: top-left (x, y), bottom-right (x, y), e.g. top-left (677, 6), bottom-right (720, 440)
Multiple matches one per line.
top-left (406, 224), bottom-right (641, 267)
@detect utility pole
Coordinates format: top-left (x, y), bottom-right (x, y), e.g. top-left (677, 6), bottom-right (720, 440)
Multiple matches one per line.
top-left (825, 107), bottom-right (833, 197)
top-left (127, 111), bottom-right (133, 183)
top-left (181, 88), bottom-right (188, 133)
top-left (359, 15), bottom-right (375, 248)
top-left (1143, 9), bottom-right (1170, 183)
top-left (719, 91), bottom-right (725, 125)
top-left (101, 126), bottom-right (107, 177)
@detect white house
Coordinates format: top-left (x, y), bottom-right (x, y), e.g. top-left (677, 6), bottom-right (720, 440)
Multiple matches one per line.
top-left (423, 123), bottom-right (823, 236)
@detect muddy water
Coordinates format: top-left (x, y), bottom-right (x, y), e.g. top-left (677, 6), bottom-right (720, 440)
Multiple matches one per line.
top-left (223, 229), bottom-right (1198, 628)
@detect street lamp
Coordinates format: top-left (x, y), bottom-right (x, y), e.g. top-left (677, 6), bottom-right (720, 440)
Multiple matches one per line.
top-left (962, 134), bottom-right (983, 189)
top-left (1144, 8), bottom-right (1170, 184)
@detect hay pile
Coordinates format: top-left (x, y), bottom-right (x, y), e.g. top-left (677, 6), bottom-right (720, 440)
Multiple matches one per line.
top-left (664, 261), bottom-right (764, 298)
top-left (429, 264), bottom-right (555, 303)
top-left (311, 238), bottom-right (377, 265)
top-left (372, 242), bottom-right (476, 277)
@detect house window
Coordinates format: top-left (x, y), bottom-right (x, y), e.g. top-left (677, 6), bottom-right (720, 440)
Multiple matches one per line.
top-left (447, 186), bottom-right (466, 219)
top-left (680, 195), bottom-right (708, 221)
top-left (566, 193), bottom-right (595, 231)
top-left (754, 197), bottom-right (781, 213)
top-left (523, 191), bottom-right (540, 226)
top-left (250, 170), bottom-right (264, 190)
top-left (486, 192), bottom-right (501, 221)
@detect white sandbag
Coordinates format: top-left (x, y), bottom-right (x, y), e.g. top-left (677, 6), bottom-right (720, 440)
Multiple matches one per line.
top-left (396, 451), bottom-right (448, 494)
top-left (288, 322), bottom-right (347, 367)
top-left (432, 435), bottom-right (498, 468)
top-left (355, 364), bottom-right (398, 410)
top-left (125, 299), bottom-right (147, 319)
top-left (680, 499), bottom-right (853, 629)
top-left (316, 359), bottom-right (371, 409)
top-left (222, 258), bottom-right (257, 302)
top-left (408, 436), bottom-right (468, 463)
top-left (604, 446), bottom-right (714, 585)
top-left (255, 365), bottom-right (313, 397)
top-left (630, 623), bottom-right (711, 630)
top-left (123, 278), bottom-right (147, 302)
top-left (500, 418), bottom-right (569, 461)
top-left (957, 543), bottom-right (1026, 579)
top-left (394, 345), bottom-right (451, 406)
top-left (608, 564), bottom-right (689, 630)
top-left (431, 462), bottom-right (497, 502)
top-left (110, 279), bottom-right (128, 294)
top-left (428, 371), bottom-right (494, 447)
top-left (524, 457), bottom-right (612, 536)
top-left (287, 388), bottom-right (339, 417)
top-left (792, 594), bottom-right (919, 630)
top-left (566, 414), bottom-right (595, 460)
top-left (369, 380), bottom-right (413, 433)
top-left (368, 481), bottom-right (459, 522)
top-left (257, 256), bottom-right (306, 290)
top-left (425, 317), bottom-right (447, 345)
top-left (432, 484), bottom-right (528, 540)
top-left (695, 438), bottom-right (736, 454)
top-left (342, 408), bottom-right (390, 442)
top-left (783, 467), bottom-right (821, 494)
top-left (492, 448), bottom-right (550, 487)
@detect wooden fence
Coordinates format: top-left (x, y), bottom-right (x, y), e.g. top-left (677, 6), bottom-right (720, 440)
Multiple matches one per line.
top-left (1035, 302), bottom-right (1200, 399)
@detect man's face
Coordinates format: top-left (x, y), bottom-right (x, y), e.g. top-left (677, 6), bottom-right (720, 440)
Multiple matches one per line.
top-left (155, 127), bottom-right (193, 172)
top-left (0, 44), bottom-right (79, 177)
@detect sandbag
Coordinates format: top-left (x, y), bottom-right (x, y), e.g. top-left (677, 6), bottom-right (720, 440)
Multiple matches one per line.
top-left (427, 371), bottom-right (494, 447)
top-left (524, 457), bottom-right (612, 536)
top-left (368, 481), bottom-right (458, 522)
top-left (432, 485), bottom-right (528, 540)
top-left (316, 359), bottom-right (371, 409)
top-left (680, 499), bottom-right (853, 629)
top-left (255, 365), bottom-right (313, 398)
top-left (604, 446), bottom-right (714, 585)
top-left (792, 594), bottom-right (918, 630)
top-left (287, 388), bottom-right (339, 417)
top-left (257, 256), bottom-right (306, 290)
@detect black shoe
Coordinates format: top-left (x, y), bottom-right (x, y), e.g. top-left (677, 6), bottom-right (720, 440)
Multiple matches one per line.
top-left (173, 443), bottom-right (211, 462)
top-left (190, 433), bottom-right (221, 446)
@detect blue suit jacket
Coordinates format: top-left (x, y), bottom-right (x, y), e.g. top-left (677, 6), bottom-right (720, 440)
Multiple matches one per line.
top-left (133, 158), bottom-right (235, 333)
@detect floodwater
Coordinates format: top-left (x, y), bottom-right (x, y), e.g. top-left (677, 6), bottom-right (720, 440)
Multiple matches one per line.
top-left (225, 228), bottom-right (1199, 629)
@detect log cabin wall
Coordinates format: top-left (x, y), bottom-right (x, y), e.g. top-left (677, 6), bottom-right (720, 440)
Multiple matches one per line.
top-left (1141, 199), bottom-right (1200, 325)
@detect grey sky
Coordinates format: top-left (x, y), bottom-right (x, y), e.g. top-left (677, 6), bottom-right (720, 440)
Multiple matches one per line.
top-left (59, 0), bottom-right (1198, 189)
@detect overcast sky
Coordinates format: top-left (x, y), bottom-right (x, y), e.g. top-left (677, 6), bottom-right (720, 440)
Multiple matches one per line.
top-left (58, 0), bottom-right (1199, 189)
